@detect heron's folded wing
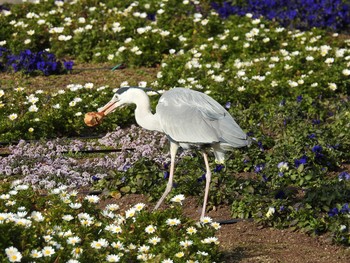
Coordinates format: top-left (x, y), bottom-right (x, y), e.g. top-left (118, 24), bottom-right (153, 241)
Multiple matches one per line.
top-left (156, 89), bottom-right (248, 147)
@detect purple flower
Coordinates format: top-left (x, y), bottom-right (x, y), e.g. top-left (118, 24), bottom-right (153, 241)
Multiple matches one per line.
top-left (225, 102), bottom-right (231, 109)
top-left (214, 164), bottom-right (224, 172)
top-left (340, 203), bottom-right (349, 213)
top-left (312, 119), bottom-right (321, 125)
top-left (312, 145), bottom-right (324, 159)
top-left (294, 155), bottom-right (307, 168)
top-left (275, 190), bottom-right (285, 199)
top-left (338, 172), bottom-right (350, 181)
top-left (308, 133), bottom-right (316, 139)
top-left (262, 174), bottom-right (268, 182)
top-left (92, 175), bottom-right (100, 181)
top-left (328, 207), bottom-right (339, 217)
top-left (64, 60), bottom-right (74, 71)
top-left (163, 171), bottom-right (169, 179)
top-left (312, 145), bottom-right (322, 153)
top-left (197, 173), bottom-right (206, 182)
top-left (255, 163), bottom-right (265, 173)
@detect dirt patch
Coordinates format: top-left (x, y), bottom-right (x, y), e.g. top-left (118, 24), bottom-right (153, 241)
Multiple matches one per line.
top-left (100, 194), bottom-right (350, 263)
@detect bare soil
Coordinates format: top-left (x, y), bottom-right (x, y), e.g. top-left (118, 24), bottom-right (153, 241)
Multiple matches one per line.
top-left (101, 194), bottom-right (350, 263)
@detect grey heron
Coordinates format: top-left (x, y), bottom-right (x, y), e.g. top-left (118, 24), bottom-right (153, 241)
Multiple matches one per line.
top-left (96, 87), bottom-right (250, 218)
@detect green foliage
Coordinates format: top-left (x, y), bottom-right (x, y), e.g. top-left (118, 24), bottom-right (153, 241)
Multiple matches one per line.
top-left (0, 181), bottom-right (221, 262)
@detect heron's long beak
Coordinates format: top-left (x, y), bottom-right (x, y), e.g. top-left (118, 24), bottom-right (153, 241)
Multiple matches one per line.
top-left (98, 98), bottom-right (120, 115)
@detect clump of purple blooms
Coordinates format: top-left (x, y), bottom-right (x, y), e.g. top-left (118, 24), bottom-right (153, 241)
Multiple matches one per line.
top-left (0, 48), bottom-right (73, 75)
top-left (212, 0), bottom-right (350, 31)
top-left (0, 125), bottom-right (169, 189)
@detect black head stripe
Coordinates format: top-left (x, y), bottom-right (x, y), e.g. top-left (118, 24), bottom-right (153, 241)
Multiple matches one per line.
top-left (115, 86), bottom-right (160, 95)
top-left (115, 87), bottom-right (130, 95)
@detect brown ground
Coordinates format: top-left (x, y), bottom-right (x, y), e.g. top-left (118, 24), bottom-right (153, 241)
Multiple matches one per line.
top-left (101, 194), bottom-right (350, 263)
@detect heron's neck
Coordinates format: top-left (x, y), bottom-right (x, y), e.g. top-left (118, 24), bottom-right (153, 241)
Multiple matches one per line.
top-left (134, 95), bottom-right (161, 132)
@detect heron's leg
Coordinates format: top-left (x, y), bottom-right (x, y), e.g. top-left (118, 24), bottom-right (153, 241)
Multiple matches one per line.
top-left (154, 142), bottom-right (179, 211)
top-left (201, 152), bottom-right (212, 219)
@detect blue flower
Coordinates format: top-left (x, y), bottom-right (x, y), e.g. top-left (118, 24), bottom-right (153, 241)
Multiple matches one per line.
top-left (163, 171), bottom-right (169, 179)
top-left (296, 95), bottom-right (303, 103)
top-left (197, 173), bottom-right (206, 182)
top-left (308, 133), bottom-right (316, 139)
top-left (64, 60), bottom-right (74, 71)
top-left (312, 145), bottom-right (322, 153)
top-left (312, 119), bottom-right (321, 125)
top-left (91, 175), bottom-right (100, 181)
top-left (294, 155), bottom-right (307, 168)
top-left (214, 164), bottom-right (225, 172)
top-left (338, 172), bottom-right (350, 181)
top-left (328, 207), bottom-right (339, 217)
top-left (212, 0), bottom-right (350, 31)
top-left (255, 163), bottom-right (265, 173)
top-left (262, 174), bottom-right (268, 182)
top-left (123, 164), bottom-right (131, 171)
top-left (257, 141), bottom-right (264, 150)
top-left (275, 190), bottom-right (285, 199)
top-left (312, 145), bottom-right (324, 159)
top-left (340, 203), bottom-right (350, 213)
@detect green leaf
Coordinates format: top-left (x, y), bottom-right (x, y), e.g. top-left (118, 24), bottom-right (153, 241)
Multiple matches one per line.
top-left (297, 164), bottom-right (304, 173)
top-left (305, 174), bottom-right (313, 181)
top-left (120, 186), bottom-right (131, 193)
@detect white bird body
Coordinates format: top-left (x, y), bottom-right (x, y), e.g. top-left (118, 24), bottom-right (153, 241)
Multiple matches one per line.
top-left (97, 87), bottom-right (250, 218)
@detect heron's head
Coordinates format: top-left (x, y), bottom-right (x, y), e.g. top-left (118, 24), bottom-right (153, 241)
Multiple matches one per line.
top-left (97, 86), bottom-right (153, 115)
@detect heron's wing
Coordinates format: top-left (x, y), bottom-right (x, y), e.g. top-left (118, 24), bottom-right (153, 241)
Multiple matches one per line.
top-left (156, 88), bottom-right (248, 147)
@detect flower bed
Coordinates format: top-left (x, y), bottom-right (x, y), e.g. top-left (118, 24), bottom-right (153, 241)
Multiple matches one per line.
top-left (0, 181), bottom-right (220, 262)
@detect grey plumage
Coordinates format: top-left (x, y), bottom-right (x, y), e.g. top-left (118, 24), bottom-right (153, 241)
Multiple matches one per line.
top-left (157, 88), bottom-right (249, 150)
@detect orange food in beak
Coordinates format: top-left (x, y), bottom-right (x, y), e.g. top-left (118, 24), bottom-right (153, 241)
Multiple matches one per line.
top-left (84, 112), bottom-right (105, 127)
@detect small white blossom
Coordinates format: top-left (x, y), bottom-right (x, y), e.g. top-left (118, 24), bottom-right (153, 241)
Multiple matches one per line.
top-left (266, 207), bottom-right (275, 218)
top-left (91, 238), bottom-right (109, 249)
top-left (8, 113), bottom-right (18, 121)
top-left (328, 83), bottom-right (337, 91)
top-left (106, 254), bottom-right (121, 262)
top-left (200, 217), bottom-right (212, 224)
top-left (42, 246), bottom-right (55, 257)
top-left (145, 225), bottom-right (157, 234)
top-left (180, 240), bottom-right (193, 248)
top-left (186, 226), bottom-right (197, 235)
top-left (166, 218), bottom-right (181, 226)
top-left (170, 194), bottom-right (185, 204)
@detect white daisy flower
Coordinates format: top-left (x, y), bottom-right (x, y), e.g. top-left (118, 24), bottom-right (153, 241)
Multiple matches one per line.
top-left (91, 238), bottom-right (109, 249)
top-left (200, 217), bottom-right (212, 224)
top-left (106, 254), bottom-right (121, 262)
top-left (166, 218), bottom-right (181, 226)
top-left (170, 194), bottom-right (185, 204)
top-left (42, 246), bottom-right (55, 257)
top-left (84, 195), bottom-right (100, 204)
top-left (186, 226), bottom-right (197, 235)
top-left (134, 203), bottom-right (146, 211)
top-left (8, 113), bottom-right (18, 121)
top-left (179, 240), bottom-right (193, 248)
top-left (30, 249), bottom-right (43, 258)
top-left (67, 236), bottom-right (81, 246)
top-left (145, 225), bottom-right (156, 234)
top-left (148, 236), bottom-right (161, 245)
